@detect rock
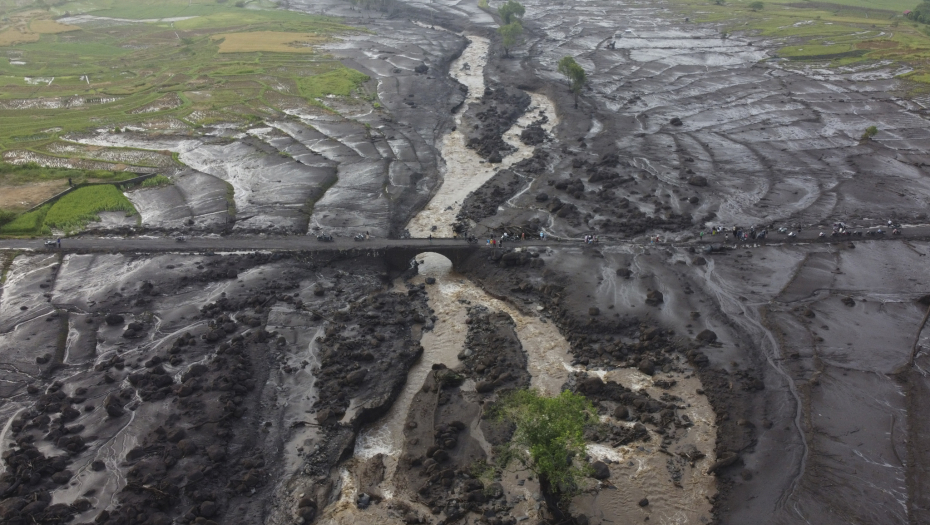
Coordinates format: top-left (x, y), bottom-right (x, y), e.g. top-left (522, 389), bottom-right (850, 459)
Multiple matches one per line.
top-left (842, 296), bottom-right (855, 307)
top-left (313, 283), bottom-right (325, 297)
top-left (488, 151), bottom-right (503, 164)
top-left (590, 461), bottom-right (610, 480)
top-left (613, 405), bottom-right (629, 420)
top-left (535, 192), bottom-right (549, 202)
top-left (91, 460), bottom-right (105, 471)
top-left (205, 445), bottom-right (226, 462)
top-left (316, 409), bottom-right (332, 423)
top-left (641, 327), bottom-right (659, 341)
top-left (346, 369), bottom-right (367, 385)
top-left (414, 64), bottom-right (429, 74)
top-left (425, 277), bottom-right (436, 285)
top-left (638, 358), bottom-right (655, 376)
top-left (692, 256), bottom-right (706, 266)
top-left (695, 329), bottom-right (717, 343)
top-left (689, 196), bottom-right (699, 204)
top-left (687, 175), bottom-right (708, 187)
top-left (616, 268), bottom-right (632, 279)
top-left (577, 376), bottom-right (605, 395)
top-left (588, 307), bottom-right (600, 316)
top-left (357, 493), bottom-right (371, 509)
top-left (638, 497), bottom-right (649, 507)
top-left (645, 290), bottom-right (664, 306)
top-left (669, 117), bottom-right (683, 126)
top-left (199, 501), bottom-right (217, 518)
top-left (708, 451), bottom-right (739, 474)
top-left (105, 314), bottom-right (125, 326)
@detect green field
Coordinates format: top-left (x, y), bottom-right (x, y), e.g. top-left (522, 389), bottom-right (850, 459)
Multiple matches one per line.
top-left (0, 0), bottom-right (375, 166)
top-left (0, 0), bottom-right (378, 235)
top-left (669, 0), bottom-right (930, 88)
top-left (0, 162), bottom-right (131, 186)
top-left (0, 184), bottom-right (137, 235)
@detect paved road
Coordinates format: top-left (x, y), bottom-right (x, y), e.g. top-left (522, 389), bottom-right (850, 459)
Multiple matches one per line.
top-left (0, 236), bottom-right (532, 253)
top-left (0, 229), bottom-right (927, 254)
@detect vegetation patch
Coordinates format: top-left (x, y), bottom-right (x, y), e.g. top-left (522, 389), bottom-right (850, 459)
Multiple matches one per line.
top-left (0, 162), bottom-right (133, 187)
top-left (29, 19), bottom-right (80, 34)
top-left (298, 66), bottom-right (370, 100)
top-left (139, 174), bottom-right (173, 188)
top-left (213, 31), bottom-right (326, 53)
top-left (492, 389), bottom-right (597, 502)
top-left (43, 185), bottom-right (137, 232)
top-left (0, 204), bottom-right (50, 236)
top-left (669, 0), bottom-right (930, 84)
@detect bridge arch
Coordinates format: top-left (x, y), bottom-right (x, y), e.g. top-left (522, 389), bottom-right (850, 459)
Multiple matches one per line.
top-left (383, 244), bottom-right (479, 273)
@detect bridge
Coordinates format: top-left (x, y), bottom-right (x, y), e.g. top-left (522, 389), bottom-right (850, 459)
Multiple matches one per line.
top-left (0, 236), bottom-right (501, 273)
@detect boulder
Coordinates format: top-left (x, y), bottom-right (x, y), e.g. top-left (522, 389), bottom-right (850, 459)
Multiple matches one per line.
top-left (577, 376), bottom-right (605, 395)
top-left (638, 358), bottom-right (655, 376)
top-left (199, 501), bottom-right (217, 518)
top-left (590, 461), bottom-right (610, 480)
top-left (414, 64), bottom-right (429, 74)
top-left (105, 314), bottom-right (125, 326)
top-left (535, 192), bottom-right (549, 202)
top-left (645, 290), bottom-right (664, 306)
top-left (588, 307), bottom-right (600, 316)
top-left (669, 117), bottom-right (683, 126)
top-left (687, 176), bottom-right (708, 187)
top-left (346, 369), bottom-right (367, 385)
top-left (488, 151), bottom-right (503, 164)
top-left (695, 329), bottom-right (717, 343)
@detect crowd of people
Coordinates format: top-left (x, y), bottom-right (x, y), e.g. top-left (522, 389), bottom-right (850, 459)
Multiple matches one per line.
top-left (699, 225), bottom-right (767, 242)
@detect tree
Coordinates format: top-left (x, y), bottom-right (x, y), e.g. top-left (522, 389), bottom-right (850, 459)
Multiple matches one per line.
top-left (499, 21), bottom-right (523, 57)
top-left (498, 0), bottom-right (525, 25)
top-left (493, 389), bottom-right (597, 503)
top-left (862, 125), bottom-right (878, 140)
top-left (557, 56), bottom-right (587, 108)
top-left (748, 1), bottom-right (763, 10)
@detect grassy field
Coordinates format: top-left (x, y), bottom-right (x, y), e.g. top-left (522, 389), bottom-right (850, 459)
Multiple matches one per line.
top-left (669, 0), bottom-right (930, 87)
top-left (0, 0), bottom-right (374, 162)
top-left (0, 0), bottom-right (378, 235)
top-left (0, 184), bottom-right (137, 235)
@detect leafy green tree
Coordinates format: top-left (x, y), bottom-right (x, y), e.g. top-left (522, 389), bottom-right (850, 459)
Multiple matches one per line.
top-left (499, 21), bottom-right (524, 57)
top-left (493, 389), bottom-right (597, 502)
top-left (907, 1), bottom-right (930, 24)
top-left (748, 1), bottom-right (763, 10)
top-left (498, 0), bottom-right (525, 25)
top-left (557, 56), bottom-right (587, 108)
top-left (862, 125), bottom-right (878, 140)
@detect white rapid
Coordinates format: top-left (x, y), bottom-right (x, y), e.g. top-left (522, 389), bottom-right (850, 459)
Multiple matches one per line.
top-left (406, 36), bottom-right (558, 238)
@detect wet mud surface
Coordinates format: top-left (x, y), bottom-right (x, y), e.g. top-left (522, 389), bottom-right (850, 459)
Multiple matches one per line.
top-left (4, 0), bottom-right (930, 524)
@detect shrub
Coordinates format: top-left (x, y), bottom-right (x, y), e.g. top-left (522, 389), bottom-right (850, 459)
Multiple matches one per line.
top-left (498, 0), bottom-right (525, 25)
top-left (862, 125), bottom-right (878, 140)
top-left (140, 175), bottom-right (172, 188)
top-left (0, 205), bottom-right (51, 236)
top-left (493, 389), bottom-right (597, 501)
top-left (748, 1), bottom-right (763, 11)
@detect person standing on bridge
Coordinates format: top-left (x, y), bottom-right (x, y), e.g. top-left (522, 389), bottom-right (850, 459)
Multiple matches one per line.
top-left (428, 234), bottom-right (432, 244)
top-left (57, 237), bottom-right (61, 248)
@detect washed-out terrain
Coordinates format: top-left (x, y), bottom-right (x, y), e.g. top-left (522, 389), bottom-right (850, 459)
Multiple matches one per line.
top-left (2, 0), bottom-right (930, 524)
